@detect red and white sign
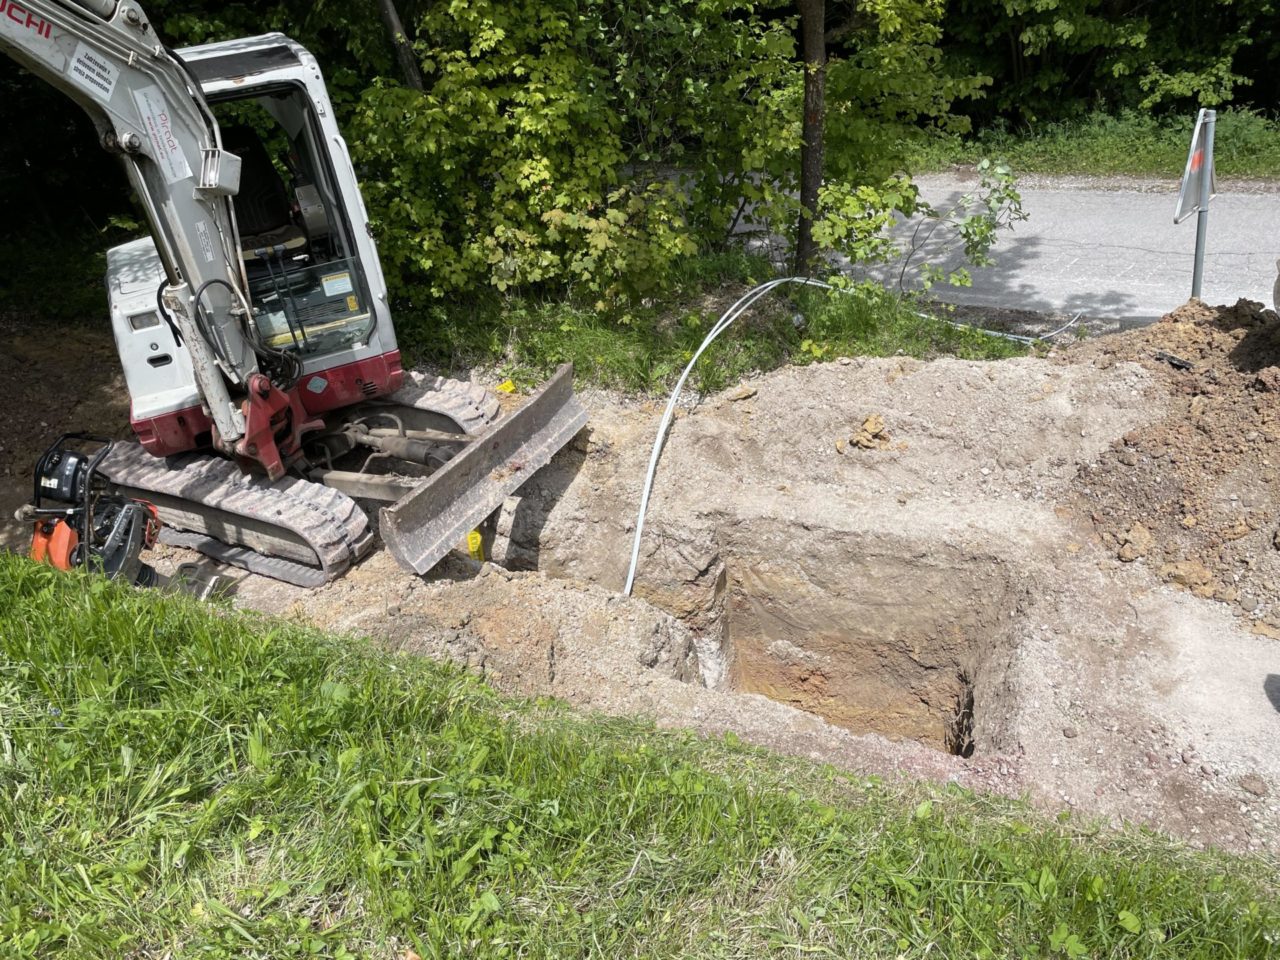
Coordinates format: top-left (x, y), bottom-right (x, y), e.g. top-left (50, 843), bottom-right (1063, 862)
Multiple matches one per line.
top-left (1175, 109), bottom-right (1217, 224)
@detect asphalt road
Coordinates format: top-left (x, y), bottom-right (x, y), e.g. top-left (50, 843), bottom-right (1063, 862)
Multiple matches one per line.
top-left (860, 173), bottom-right (1280, 322)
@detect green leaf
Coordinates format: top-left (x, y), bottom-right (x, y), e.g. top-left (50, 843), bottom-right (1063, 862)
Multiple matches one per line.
top-left (1117, 910), bottom-right (1142, 934)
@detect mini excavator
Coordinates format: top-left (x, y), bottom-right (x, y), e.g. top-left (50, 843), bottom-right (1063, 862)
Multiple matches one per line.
top-left (2, 1), bottom-right (586, 585)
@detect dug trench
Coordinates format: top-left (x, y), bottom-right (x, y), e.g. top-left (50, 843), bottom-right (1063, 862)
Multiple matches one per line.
top-left (483, 358), bottom-right (1101, 764)
top-left (719, 537), bottom-right (1018, 757)
top-left (4, 303), bottom-right (1280, 856)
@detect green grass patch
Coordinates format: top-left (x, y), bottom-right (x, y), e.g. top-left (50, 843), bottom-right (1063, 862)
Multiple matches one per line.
top-left (908, 108), bottom-right (1280, 179)
top-left (1, 555), bottom-right (1277, 958)
top-left (394, 254), bottom-right (1025, 395)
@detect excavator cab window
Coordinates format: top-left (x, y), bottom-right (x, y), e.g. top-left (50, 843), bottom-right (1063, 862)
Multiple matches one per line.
top-left (209, 87), bottom-right (375, 360)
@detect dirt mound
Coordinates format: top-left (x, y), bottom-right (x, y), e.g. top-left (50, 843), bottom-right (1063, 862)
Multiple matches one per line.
top-left (1065, 298), bottom-right (1280, 633)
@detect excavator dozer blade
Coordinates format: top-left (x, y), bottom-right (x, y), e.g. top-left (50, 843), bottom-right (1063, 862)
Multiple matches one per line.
top-left (381, 363), bottom-right (588, 575)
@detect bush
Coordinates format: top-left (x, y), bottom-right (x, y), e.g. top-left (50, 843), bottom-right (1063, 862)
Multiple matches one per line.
top-left (345, 0), bottom-right (998, 303)
top-left (941, 0), bottom-right (1279, 123)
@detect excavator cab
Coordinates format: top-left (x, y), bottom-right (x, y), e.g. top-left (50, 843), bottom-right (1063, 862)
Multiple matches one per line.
top-left (107, 36), bottom-right (405, 459)
top-left (214, 97), bottom-right (375, 358)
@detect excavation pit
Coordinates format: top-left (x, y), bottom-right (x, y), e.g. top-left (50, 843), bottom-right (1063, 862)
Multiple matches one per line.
top-left (717, 541), bottom-right (1023, 755)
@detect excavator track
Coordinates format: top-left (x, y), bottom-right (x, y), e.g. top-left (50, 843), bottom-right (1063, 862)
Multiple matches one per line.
top-left (101, 376), bottom-right (502, 587)
top-left (391, 372), bottom-right (501, 435)
top-left (102, 442), bottom-right (373, 587)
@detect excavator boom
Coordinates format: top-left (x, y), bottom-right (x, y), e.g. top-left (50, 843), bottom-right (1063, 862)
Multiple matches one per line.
top-left (0, 0), bottom-right (256, 449)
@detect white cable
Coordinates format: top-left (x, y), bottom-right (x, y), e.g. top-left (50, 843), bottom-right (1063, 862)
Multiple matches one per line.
top-left (623, 276), bottom-right (829, 596)
top-left (621, 278), bottom-right (1061, 596)
top-left (1041, 312), bottom-right (1084, 340)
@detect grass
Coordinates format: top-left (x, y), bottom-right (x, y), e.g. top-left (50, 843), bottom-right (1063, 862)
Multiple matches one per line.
top-left (1, 555), bottom-right (1278, 958)
top-left (908, 108), bottom-right (1280, 179)
top-left (393, 252), bottom-right (1026, 395)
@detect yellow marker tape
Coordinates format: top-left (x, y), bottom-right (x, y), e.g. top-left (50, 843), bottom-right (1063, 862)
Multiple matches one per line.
top-left (466, 530), bottom-right (485, 562)
top-left (496, 379), bottom-right (517, 394)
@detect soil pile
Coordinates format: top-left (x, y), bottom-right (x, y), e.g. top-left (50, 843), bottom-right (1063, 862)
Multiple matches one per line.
top-left (1066, 299), bottom-right (1280, 633)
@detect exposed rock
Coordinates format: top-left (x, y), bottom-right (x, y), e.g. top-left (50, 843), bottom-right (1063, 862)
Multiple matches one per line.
top-left (1117, 522), bottom-right (1154, 562)
top-left (1240, 774), bottom-right (1269, 798)
top-left (1254, 367), bottom-right (1280, 393)
top-left (852, 413), bottom-right (891, 450)
top-left (1159, 560), bottom-right (1215, 597)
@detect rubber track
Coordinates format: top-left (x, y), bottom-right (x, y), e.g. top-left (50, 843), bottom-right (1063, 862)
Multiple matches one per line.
top-left (159, 529), bottom-right (330, 588)
top-left (99, 377), bottom-right (502, 585)
top-left (391, 372), bottom-right (501, 436)
top-left (102, 442), bottom-right (372, 582)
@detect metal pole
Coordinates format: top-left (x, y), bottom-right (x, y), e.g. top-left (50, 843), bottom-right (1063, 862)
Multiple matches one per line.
top-left (1191, 109), bottom-right (1216, 299)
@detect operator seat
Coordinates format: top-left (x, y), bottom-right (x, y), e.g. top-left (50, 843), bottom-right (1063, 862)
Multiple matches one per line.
top-left (221, 125), bottom-right (308, 262)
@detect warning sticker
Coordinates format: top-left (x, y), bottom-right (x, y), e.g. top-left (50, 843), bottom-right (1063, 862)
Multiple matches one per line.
top-left (131, 85), bottom-right (192, 185)
top-left (68, 42), bottom-right (118, 103)
top-left (194, 220), bottom-right (216, 263)
top-left (322, 272), bottom-right (354, 297)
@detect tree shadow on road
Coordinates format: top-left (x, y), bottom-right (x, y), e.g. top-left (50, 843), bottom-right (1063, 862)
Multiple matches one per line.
top-left (854, 189), bottom-right (1150, 323)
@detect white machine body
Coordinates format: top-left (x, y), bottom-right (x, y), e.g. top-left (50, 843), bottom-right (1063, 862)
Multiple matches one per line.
top-left (108, 33), bottom-right (398, 432)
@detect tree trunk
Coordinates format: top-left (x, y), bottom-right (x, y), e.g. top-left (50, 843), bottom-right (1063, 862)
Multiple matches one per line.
top-left (376, 0), bottom-right (425, 91)
top-left (794, 0), bottom-right (826, 274)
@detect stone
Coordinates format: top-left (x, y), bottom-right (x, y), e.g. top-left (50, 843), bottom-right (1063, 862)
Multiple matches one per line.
top-left (1240, 774), bottom-right (1269, 797)
top-left (852, 414), bottom-right (891, 450)
top-left (728, 385), bottom-right (757, 402)
top-left (1223, 520), bottom-right (1251, 542)
top-left (1062, 725), bottom-right (1079, 739)
top-left (1158, 560), bottom-right (1214, 594)
top-left (1118, 522), bottom-right (1154, 562)
top-left (1254, 367), bottom-right (1280, 393)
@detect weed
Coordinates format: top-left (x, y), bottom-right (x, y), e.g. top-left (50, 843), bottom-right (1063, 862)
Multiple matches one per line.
top-left (907, 108), bottom-right (1280, 179)
top-left (394, 258), bottom-right (1025, 395)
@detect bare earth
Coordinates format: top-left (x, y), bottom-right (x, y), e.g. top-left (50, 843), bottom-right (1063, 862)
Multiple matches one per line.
top-left (3, 302), bottom-right (1279, 858)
